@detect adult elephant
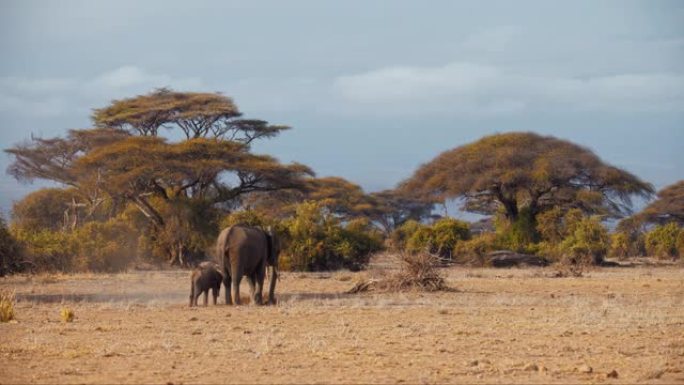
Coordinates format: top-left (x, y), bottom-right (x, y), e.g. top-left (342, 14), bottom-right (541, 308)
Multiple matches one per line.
top-left (216, 225), bottom-right (280, 305)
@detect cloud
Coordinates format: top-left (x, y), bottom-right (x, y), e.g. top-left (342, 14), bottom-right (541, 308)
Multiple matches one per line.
top-left (0, 66), bottom-right (204, 117)
top-left (85, 66), bottom-right (202, 96)
top-left (461, 26), bottom-right (522, 53)
top-left (331, 61), bottom-right (684, 116)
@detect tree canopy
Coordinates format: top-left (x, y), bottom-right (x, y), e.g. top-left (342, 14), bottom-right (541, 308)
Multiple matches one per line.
top-left (92, 88), bottom-right (289, 142)
top-left (637, 180), bottom-right (684, 225)
top-left (400, 132), bottom-right (654, 221)
top-left (5, 90), bottom-right (313, 265)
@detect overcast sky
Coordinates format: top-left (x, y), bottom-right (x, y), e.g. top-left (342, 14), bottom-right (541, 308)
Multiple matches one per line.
top-left (1, 0), bottom-right (683, 216)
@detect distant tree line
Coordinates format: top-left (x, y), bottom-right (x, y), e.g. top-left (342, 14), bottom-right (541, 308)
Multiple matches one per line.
top-left (1, 90), bottom-right (682, 275)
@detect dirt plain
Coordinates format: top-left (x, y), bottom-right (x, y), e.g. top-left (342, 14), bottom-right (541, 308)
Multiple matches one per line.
top-left (1, 258), bottom-right (683, 384)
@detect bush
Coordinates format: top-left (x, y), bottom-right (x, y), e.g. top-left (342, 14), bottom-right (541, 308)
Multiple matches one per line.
top-left (559, 216), bottom-right (610, 265)
top-left (389, 220), bottom-right (423, 251)
top-left (220, 209), bottom-right (273, 230)
top-left (129, 197), bottom-right (221, 266)
top-left (0, 290), bottom-right (15, 322)
top-left (60, 307), bottom-right (75, 323)
top-left (71, 219), bottom-right (137, 272)
top-left (12, 217), bottom-right (138, 273)
top-left (453, 233), bottom-right (498, 265)
top-left (536, 241), bottom-right (563, 262)
top-left (348, 253), bottom-right (448, 293)
top-left (281, 201), bottom-right (383, 271)
top-left (11, 188), bottom-right (77, 232)
top-left (608, 232), bottom-right (645, 259)
top-left (406, 218), bottom-right (470, 259)
top-left (494, 207), bottom-right (539, 253)
top-left (645, 222), bottom-right (681, 259)
top-left (0, 216), bottom-right (22, 276)
top-left (536, 207), bottom-right (584, 244)
top-left (336, 217), bottom-right (384, 269)
top-left (12, 228), bottom-right (76, 272)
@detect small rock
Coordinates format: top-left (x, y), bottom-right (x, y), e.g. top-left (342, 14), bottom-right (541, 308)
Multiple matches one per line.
top-left (191, 329), bottom-right (201, 335)
top-left (468, 360), bottom-right (479, 367)
top-left (606, 370), bottom-right (619, 379)
top-left (578, 364), bottom-right (593, 373)
top-left (538, 364), bottom-right (548, 373)
top-left (188, 317), bottom-right (198, 321)
top-left (524, 363), bottom-right (538, 371)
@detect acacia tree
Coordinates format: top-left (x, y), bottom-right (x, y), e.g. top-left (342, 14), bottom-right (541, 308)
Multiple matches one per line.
top-left (637, 180), bottom-right (684, 225)
top-left (6, 90), bottom-right (313, 265)
top-left (92, 88), bottom-right (288, 142)
top-left (240, 177), bottom-right (434, 235)
top-left (400, 132), bottom-right (653, 229)
top-left (367, 190), bottom-right (436, 235)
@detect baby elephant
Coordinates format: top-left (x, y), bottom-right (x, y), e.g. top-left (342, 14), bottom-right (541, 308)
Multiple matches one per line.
top-left (189, 261), bottom-right (224, 307)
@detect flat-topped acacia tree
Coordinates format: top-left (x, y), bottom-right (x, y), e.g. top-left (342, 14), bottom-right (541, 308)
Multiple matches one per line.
top-left (637, 180), bottom-right (684, 225)
top-left (399, 132), bottom-right (654, 227)
top-left (6, 89), bottom-right (313, 265)
top-left (92, 88), bottom-right (288, 142)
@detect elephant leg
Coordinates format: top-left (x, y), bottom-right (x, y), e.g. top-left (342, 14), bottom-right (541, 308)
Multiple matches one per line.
top-left (255, 267), bottom-right (265, 306)
top-left (193, 287), bottom-right (201, 307)
top-left (246, 275), bottom-right (257, 305)
top-left (267, 265), bottom-right (278, 305)
top-left (223, 274), bottom-right (232, 305)
top-left (189, 284), bottom-right (195, 307)
top-left (211, 286), bottom-right (218, 305)
top-left (203, 290), bottom-right (208, 306)
top-left (232, 274), bottom-right (242, 305)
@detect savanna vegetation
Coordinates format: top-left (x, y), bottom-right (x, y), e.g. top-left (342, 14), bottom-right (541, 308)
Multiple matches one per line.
top-left (2, 90), bottom-right (682, 275)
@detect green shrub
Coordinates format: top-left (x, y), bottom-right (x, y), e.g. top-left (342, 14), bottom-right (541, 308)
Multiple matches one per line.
top-left (536, 241), bottom-right (563, 262)
top-left (536, 207), bottom-right (584, 244)
top-left (678, 230), bottom-right (684, 258)
top-left (280, 201), bottom-right (383, 271)
top-left (12, 228), bottom-right (76, 272)
top-left (220, 209), bottom-right (272, 230)
top-left (608, 231), bottom-right (645, 259)
top-left (559, 216), bottom-right (610, 265)
top-left (494, 208), bottom-right (539, 253)
top-left (645, 222), bottom-right (681, 259)
top-left (406, 218), bottom-right (470, 259)
top-left (71, 219), bottom-right (137, 272)
top-left (336, 217), bottom-right (384, 269)
top-left (11, 188), bottom-right (76, 232)
top-left (389, 220), bottom-right (424, 251)
top-left (453, 233), bottom-right (498, 265)
top-left (131, 197), bottom-right (221, 266)
top-left (535, 207), bottom-right (565, 244)
top-left (608, 232), bottom-right (630, 259)
top-left (0, 216), bottom-right (22, 276)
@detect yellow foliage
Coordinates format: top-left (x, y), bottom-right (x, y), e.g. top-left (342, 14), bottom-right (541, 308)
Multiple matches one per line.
top-left (60, 307), bottom-right (75, 323)
top-left (0, 290), bottom-right (15, 322)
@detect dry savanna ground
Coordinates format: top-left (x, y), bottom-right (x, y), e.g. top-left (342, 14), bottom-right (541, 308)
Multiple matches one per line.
top-left (1, 257), bottom-right (683, 384)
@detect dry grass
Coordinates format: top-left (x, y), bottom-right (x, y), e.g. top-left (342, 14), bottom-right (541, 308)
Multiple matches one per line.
top-left (349, 253), bottom-right (449, 293)
top-left (0, 264), bottom-right (683, 384)
top-left (60, 307), bottom-right (75, 323)
top-left (0, 289), bottom-right (15, 322)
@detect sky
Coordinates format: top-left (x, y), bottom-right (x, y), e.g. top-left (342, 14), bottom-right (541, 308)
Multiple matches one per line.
top-left (1, 0), bottom-right (683, 217)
